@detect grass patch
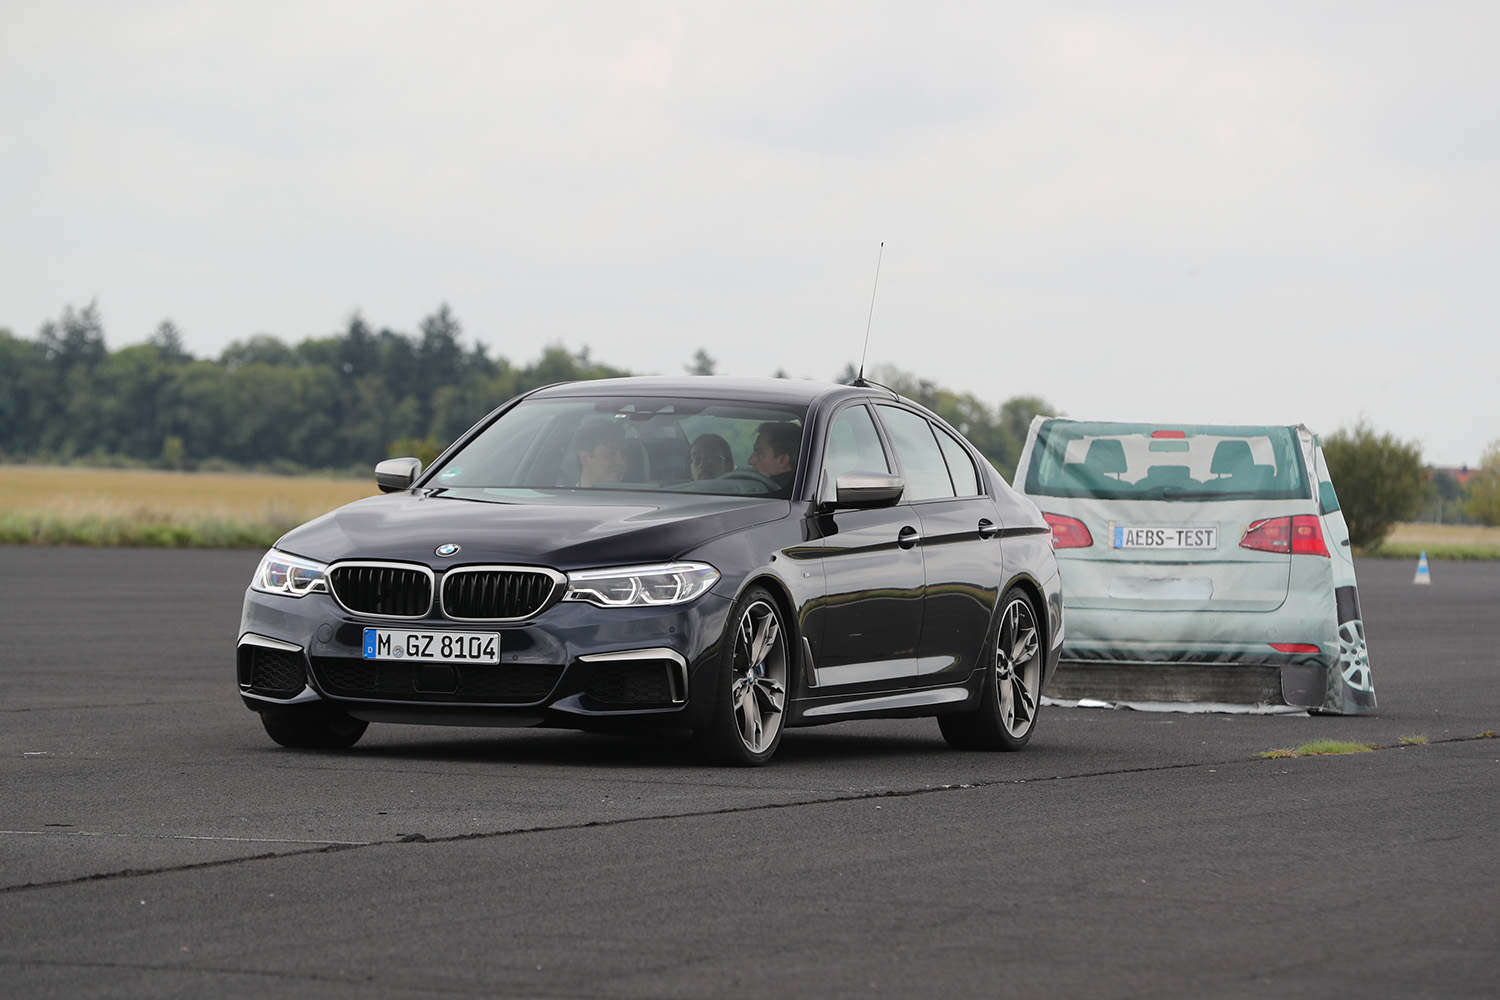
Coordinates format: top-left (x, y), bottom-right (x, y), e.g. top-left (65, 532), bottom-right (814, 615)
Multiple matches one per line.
top-left (1263, 740), bottom-right (1383, 758)
top-left (1479, 731), bottom-right (1497, 740)
top-left (1399, 734), bottom-right (1430, 745)
top-left (0, 466), bottom-right (377, 548)
top-left (1367, 523), bottom-right (1500, 561)
top-left (1296, 739), bottom-right (1379, 755)
top-left (0, 510), bottom-right (297, 548)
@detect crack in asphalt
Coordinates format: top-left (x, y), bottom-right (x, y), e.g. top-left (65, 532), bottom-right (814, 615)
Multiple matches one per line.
top-left (1, 698), bottom-right (217, 714)
top-left (5, 733), bottom-right (1493, 897)
top-left (0, 768), bottom-right (1154, 896)
top-left (0, 957), bottom-right (539, 997)
top-left (0, 829), bottom-right (365, 846)
top-left (0, 846), bottom-right (357, 895)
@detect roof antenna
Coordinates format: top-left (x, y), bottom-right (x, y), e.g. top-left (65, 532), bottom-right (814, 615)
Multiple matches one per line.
top-left (855, 241), bottom-right (884, 386)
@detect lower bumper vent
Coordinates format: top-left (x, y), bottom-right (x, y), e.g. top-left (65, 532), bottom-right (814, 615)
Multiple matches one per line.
top-left (310, 657), bottom-right (563, 703)
top-left (242, 647), bottom-right (307, 699)
top-left (585, 660), bottom-right (681, 706)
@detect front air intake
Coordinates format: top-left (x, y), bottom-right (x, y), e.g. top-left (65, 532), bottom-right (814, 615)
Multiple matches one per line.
top-left (586, 660), bottom-right (680, 706)
top-left (238, 641), bottom-right (307, 699)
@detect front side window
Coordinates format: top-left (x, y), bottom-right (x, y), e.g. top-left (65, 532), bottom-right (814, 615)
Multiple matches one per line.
top-left (821, 404), bottom-right (890, 483)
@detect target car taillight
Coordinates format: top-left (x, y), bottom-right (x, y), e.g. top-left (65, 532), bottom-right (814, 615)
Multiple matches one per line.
top-left (1043, 512), bottom-right (1094, 549)
top-left (1239, 515), bottom-right (1329, 557)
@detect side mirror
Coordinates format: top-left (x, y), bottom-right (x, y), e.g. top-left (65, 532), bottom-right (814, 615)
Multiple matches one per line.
top-left (375, 457), bottom-right (423, 493)
top-left (821, 470), bottom-right (906, 510)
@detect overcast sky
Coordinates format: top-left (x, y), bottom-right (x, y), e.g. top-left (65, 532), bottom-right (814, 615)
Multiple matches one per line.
top-left (3, 2), bottom-right (1496, 465)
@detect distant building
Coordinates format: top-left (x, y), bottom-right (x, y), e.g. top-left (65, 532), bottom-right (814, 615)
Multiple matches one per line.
top-left (1431, 466), bottom-right (1475, 487)
top-left (1420, 466), bottom-right (1476, 524)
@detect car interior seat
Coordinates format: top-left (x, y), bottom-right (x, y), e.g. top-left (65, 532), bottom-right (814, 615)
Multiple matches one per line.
top-left (1083, 438), bottom-right (1127, 476)
top-left (1059, 438), bottom-right (1128, 495)
top-left (1138, 464), bottom-right (1201, 490)
top-left (1210, 440), bottom-right (1253, 477)
top-left (641, 436), bottom-right (689, 484)
top-left (1209, 439), bottom-right (1274, 491)
top-left (620, 439), bottom-right (647, 483)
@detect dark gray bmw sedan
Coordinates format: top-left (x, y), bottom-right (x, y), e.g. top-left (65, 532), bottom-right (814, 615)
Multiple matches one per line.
top-left (237, 376), bottom-right (1063, 765)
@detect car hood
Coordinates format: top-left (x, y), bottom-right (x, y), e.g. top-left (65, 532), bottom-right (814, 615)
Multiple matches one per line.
top-left (275, 488), bottom-right (788, 570)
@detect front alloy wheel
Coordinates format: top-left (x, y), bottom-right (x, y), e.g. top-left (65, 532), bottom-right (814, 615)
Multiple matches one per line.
top-left (939, 587), bottom-right (1042, 751)
top-left (694, 586), bottom-right (789, 766)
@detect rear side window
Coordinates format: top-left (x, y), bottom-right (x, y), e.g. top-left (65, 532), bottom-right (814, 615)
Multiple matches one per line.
top-left (935, 426), bottom-right (981, 497)
top-left (877, 405), bottom-right (955, 501)
top-left (1024, 421), bottom-right (1310, 501)
top-left (1312, 442), bottom-right (1342, 514)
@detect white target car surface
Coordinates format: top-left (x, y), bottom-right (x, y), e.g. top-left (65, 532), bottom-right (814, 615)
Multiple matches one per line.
top-left (1014, 418), bottom-right (1375, 714)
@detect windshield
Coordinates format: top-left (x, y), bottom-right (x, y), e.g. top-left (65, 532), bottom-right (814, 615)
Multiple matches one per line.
top-left (428, 395), bottom-right (808, 498)
top-left (1024, 420), bottom-right (1310, 501)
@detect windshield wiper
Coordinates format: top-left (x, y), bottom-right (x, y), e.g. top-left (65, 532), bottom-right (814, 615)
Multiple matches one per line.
top-left (1159, 488), bottom-right (1261, 500)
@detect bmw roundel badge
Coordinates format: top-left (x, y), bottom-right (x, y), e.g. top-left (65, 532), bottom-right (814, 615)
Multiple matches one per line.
top-left (435, 543), bottom-right (461, 557)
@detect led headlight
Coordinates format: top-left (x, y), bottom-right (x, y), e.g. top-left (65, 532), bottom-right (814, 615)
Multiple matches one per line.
top-left (251, 549), bottom-right (330, 597)
top-left (563, 562), bottom-right (719, 608)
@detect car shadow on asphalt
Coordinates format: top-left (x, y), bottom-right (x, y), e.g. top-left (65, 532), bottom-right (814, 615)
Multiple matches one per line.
top-left (256, 721), bottom-right (962, 769)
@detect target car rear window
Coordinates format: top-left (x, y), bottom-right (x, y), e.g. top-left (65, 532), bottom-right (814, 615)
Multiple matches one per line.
top-left (1022, 422), bottom-right (1310, 502)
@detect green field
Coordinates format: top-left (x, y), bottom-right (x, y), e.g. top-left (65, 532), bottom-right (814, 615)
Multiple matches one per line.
top-left (4, 465), bottom-right (1499, 555)
top-left (0, 466), bottom-right (377, 548)
top-left (1374, 523), bottom-right (1500, 560)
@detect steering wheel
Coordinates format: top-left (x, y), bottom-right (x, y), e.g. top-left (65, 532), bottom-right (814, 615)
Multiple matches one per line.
top-left (720, 469), bottom-right (782, 492)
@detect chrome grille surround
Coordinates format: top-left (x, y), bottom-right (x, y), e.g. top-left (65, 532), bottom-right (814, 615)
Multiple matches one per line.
top-left (440, 565), bottom-right (566, 622)
top-left (327, 561), bottom-right (435, 619)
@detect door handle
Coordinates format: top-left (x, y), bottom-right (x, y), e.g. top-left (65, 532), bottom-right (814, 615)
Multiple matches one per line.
top-left (897, 526), bottom-right (921, 549)
top-left (978, 518), bottom-right (1000, 539)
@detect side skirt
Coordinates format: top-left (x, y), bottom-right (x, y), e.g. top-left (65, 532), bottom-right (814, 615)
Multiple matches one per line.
top-left (788, 682), bottom-right (982, 728)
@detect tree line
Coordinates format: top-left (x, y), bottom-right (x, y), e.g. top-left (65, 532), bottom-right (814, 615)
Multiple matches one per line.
top-left (0, 302), bottom-right (1052, 477)
top-left (0, 303), bottom-right (635, 473)
top-left (1321, 424), bottom-right (1500, 544)
top-left (7, 301), bottom-right (1495, 544)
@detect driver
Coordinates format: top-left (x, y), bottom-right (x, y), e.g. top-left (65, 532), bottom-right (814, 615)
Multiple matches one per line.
top-left (749, 421), bottom-right (800, 490)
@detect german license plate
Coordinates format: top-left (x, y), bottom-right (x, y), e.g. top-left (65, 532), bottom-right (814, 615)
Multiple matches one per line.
top-left (362, 628), bottom-right (500, 664)
top-left (1112, 525), bottom-right (1218, 550)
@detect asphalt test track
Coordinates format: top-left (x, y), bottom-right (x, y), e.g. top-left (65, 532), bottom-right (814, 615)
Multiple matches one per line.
top-left (2, 548), bottom-right (1497, 999)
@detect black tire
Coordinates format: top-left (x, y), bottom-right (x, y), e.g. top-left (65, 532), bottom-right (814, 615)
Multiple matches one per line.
top-left (693, 585), bottom-right (790, 766)
top-left (939, 587), bottom-right (1042, 751)
top-left (259, 705), bottom-right (369, 750)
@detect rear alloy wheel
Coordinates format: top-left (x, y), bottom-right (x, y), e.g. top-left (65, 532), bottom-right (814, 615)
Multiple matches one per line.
top-left (259, 705), bottom-right (368, 750)
top-left (939, 587), bottom-right (1042, 751)
top-left (694, 586), bottom-right (789, 766)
